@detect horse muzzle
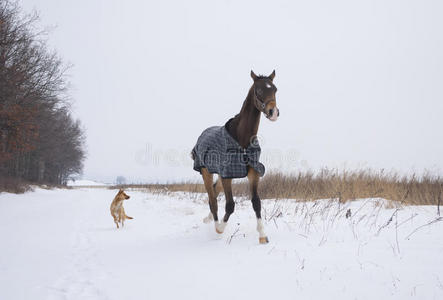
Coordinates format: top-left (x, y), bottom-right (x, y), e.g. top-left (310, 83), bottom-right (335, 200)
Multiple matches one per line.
top-left (267, 107), bottom-right (280, 121)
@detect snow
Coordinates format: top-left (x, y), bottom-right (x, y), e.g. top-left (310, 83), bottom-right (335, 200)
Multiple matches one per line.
top-left (1, 188), bottom-right (442, 300)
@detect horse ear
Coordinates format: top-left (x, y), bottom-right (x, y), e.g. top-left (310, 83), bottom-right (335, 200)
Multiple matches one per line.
top-left (251, 70), bottom-right (258, 81)
top-left (269, 70), bottom-right (275, 81)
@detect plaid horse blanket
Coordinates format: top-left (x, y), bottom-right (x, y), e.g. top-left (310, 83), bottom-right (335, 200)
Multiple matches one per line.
top-left (192, 126), bottom-right (265, 179)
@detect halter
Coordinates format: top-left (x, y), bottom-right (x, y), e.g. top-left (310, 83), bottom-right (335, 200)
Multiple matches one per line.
top-left (253, 84), bottom-right (267, 112)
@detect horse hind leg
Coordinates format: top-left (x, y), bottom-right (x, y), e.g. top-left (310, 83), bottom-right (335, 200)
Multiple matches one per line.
top-left (213, 176), bottom-right (223, 197)
top-left (201, 168), bottom-right (221, 233)
top-left (212, 178), bottom-right (234, 234)
top-left (203, 176), bottom-right (223, 223)
top-left (203, 176), bottom-right (222, 223)
top-left (203, 211), bottom-right (214, 223)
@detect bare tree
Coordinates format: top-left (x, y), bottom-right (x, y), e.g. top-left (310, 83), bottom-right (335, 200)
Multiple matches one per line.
top-left (116, 176), bottom-right (126, 185)
top-left (0, 1), bottom-right (85, 188)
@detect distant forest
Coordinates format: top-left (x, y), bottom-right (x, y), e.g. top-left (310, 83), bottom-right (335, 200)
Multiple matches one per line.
top-left (0, 1), bottom-right (85, 187)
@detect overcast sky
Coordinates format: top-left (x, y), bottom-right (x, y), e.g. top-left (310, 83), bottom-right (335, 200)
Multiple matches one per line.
top-left (21, 0), bottom-right (443, 183)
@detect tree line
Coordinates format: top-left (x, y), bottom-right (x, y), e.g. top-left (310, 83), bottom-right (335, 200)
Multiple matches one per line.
top-left (0, 1), bottom-right (85, 186)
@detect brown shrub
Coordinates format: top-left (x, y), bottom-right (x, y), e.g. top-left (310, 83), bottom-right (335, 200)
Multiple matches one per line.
top-left (0, 176), bottom-right (32, 194)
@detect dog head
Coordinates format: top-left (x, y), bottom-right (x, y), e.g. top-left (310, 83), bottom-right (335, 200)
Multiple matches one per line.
top-left (115, 189), bottom-right (130, 201)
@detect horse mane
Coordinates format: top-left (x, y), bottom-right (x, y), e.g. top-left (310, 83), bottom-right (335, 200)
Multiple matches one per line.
top-left (225, 86), bottom-right (260, 148)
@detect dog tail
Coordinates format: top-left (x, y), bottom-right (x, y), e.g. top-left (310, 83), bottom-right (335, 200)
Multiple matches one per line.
top-left (125, 215), bottom-right (134, 219)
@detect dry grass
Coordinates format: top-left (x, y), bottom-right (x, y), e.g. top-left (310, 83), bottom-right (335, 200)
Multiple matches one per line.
top-left (0, 176), bottom-right (73, 194)
top-left (0, 176), bottom-right (32, 194)
top-left (254, 169), bottom-right (443, 205)
top-left (112, 169), bottom-right (443, 206)
top-left (111, 182), bottom-right (207, 194)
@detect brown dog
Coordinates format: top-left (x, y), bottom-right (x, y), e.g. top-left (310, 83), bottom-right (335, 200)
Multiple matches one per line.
top-left (110, 189), bottom-right (133, 228)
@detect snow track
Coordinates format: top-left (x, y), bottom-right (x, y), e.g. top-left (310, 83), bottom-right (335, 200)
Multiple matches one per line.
top-left (1, 188), bottom-right (442, 300)
top-left (47, 191), bottom-right (109, 300)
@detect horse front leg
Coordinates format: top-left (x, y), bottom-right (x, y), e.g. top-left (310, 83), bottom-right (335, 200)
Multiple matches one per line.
top-left (248, 168), bottom-right (269, 244)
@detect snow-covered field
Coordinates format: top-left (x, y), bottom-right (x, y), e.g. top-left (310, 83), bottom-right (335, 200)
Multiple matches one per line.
top-left (0, 187), bottom-right (442, 300)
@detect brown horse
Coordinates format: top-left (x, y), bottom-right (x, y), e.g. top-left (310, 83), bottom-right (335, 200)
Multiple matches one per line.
top-left (192, 70), bottom-right (279, 244)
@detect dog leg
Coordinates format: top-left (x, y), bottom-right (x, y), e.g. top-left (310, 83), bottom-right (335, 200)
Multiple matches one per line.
top-left (111, 213), bottom-right (119, 229)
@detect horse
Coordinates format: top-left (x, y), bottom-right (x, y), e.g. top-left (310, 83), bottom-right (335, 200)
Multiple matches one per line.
top-left (191, 70), bottom-right (279, 244)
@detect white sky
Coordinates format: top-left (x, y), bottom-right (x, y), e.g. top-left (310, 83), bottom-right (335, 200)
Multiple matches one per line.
top-left (21, 0), bottom-right (443, 183)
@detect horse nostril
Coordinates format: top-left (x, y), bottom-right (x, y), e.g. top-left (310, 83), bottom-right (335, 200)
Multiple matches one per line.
top-left (277, 109), bottom-right (280, 117)
top-left (269, 108), bottom-right (274, 116)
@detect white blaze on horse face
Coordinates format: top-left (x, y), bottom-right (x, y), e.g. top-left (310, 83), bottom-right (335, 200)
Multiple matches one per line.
top-left (269, 107), bottom-right (279, 121)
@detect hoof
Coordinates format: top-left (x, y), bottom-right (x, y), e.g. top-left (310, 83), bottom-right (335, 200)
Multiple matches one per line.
top-left (215, 221), bottom-right (227, 234)
top-left (259, 236), bottom-right (269, 244)
top-left (203, 213), bottom-right (213, 224)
